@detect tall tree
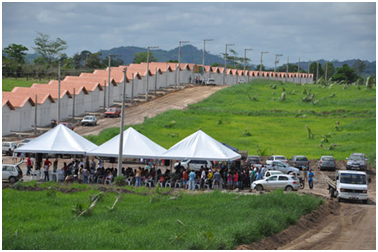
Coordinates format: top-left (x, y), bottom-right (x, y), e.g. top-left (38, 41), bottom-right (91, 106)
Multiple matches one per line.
top-left (84, 52), bottom-right (105, 69)
top-left (32, 32), bottom-right (67, 65)
top-left (331, 64), bottom-right (359, 83)
top-left (133, 52), bottom-right (158, 64)
top-left (3, 43), bottom-right (29, 64)
top-left (352, 59), bottom-right (367, 76)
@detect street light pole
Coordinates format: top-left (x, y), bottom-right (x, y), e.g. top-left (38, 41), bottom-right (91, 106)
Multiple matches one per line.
top-left (259, 52), bottom-right (269, 77)
top-left (203, 39), bottom-right (213, 78)
top-left (244, 48), bottom-right (253, 80)
top-left (274, 54), bottom-right (283, 80)
top-left (224, 43), bottom-right (234, 85)
top-left (107, 54), bottom-right (121, 108)
top-left (298, 57), bottom-right (301, 83)
top-left (285, 56), bottom-right (289, 83)
top-left (146, 46), bottom-right (159, 101)
top-left (117, 68), bottom-right (127, 177)
top-left (178, 40), bottom-right (190, 89)
top-left (57, 61), bottom-right (61, 124)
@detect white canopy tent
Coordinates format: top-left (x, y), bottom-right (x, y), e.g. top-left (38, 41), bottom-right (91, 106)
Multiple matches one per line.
top-left (14, 124), bottom-right (98, 155)
top-left (86, 127), bottom-right (167, 158)
top-left (159, 130), bottom-right (241, 161)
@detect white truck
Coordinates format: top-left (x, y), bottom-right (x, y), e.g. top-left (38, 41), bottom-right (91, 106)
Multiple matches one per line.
top-left (326, 170), bottom-right (368, 204)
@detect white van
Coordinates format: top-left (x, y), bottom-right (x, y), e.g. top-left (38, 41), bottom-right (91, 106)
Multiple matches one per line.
top-left (2, 142), bottom-right (17, 156)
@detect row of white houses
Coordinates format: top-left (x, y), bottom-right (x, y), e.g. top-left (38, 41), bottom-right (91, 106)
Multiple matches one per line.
top-left (2, 62), bottom-right (314, 136)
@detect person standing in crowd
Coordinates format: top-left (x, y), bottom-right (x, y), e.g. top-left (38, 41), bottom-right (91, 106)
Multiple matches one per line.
top-left (213, 169), bottom-right (221, 189)
top-left (208, 169), bottom-right (213, 189)
top-left (43, 158), bottom-right (52, 181)
top-left (90, 158), bottom-right (96, 171)
top-left (256, 168), bottom-right (263, 180)
top-left (53, 158), bottom-right (58, 173)
top-left (233, 171), bottom-right (239, 190)
top-left (26, 156), bottom-right (32, 176)
top-left (182, 169), bottom-right (188, 190)
top-left (82, 166), bottom-right (89, 184)
top-left (227, 171), bottom-right (233, 190)
top-left (200, 167), bottom-right (206, 190)
top-left (188, 169), bottom-right (196, 191)
top-left (302, 163), bottom-right (308, 188)
top-left (135, 167), bottom-right (142, 187)
top-left (308, 168), bottom-right (314, 189)
top-left (12, 147), bottom-right (17, 163)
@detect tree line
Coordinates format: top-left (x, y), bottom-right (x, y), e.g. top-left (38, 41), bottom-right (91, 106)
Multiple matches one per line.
top-left (2, 32), bottom-right (372, 84)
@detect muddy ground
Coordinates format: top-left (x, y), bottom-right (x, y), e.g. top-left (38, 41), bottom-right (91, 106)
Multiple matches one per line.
top-left (2, 84), bottom-right (376, 250)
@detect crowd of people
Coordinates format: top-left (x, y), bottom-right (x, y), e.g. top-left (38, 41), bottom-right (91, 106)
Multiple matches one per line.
top-left (22, 156), bottom-right (315, 190)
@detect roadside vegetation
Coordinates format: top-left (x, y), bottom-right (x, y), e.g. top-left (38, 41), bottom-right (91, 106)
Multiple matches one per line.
top-left (2, 77), bottom-right (50, 92)
top-left (86, 80), bottom-right (376, 165)
top-left (2, 184), bottom-right (323, 250)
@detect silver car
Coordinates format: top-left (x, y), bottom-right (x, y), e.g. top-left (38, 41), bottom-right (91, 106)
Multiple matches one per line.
top-left (318, 156), bottom-right (336, 171)
top-left (81, 115), bottom-right (98, 126)
top-left (251, 174), bottom-right (299, 191)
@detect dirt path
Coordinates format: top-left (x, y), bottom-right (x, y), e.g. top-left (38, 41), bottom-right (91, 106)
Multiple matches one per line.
top-left (74, 85), bottom-right (226, 136)
top-left (238, 164), bottom-right (376, 250)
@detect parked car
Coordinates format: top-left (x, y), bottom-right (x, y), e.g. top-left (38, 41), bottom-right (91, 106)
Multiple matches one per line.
top-left (238, 79), bottom-right (246, 84)
top-left (346, 153), bottom-right (367, 171)
top-left (2, 142), bottom-right (17, 156)
top-left (265, 155), bottom-right (288, 165)
top-left (263, 170), bottom-right (284, 178)
top-left (266, 161), bottom-right (301, 176)
top-left (289, 155), bottom-right (309, 169)
top-left (246, 155), bottom-right (262, 165)
top-left (205, 78), bottom-right (216, 86)
top-left (105, 107), bottom-right (121, 118)
top-left (174, 159), bottom-right (212, 171)
top-left (318, 156), bottom-right (336, 171)
top-left (60, 122), bottom-right (74, 131)
top-left (2, 161), bottom-right (23, 183)
top-left (251, 174), bottom-right (299, 192)
top-left (81, 115), bottom-right (98, 126)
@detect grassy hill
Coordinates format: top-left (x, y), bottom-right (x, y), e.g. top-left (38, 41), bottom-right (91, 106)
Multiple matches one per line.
top-left (86, 80), bottom-right (376, 164)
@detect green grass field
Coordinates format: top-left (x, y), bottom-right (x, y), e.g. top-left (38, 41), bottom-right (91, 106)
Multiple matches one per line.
top-left (86, 80), bottom-right (376, 163)
top-left (2, 77), bottom-right (50, 91)
top-left (2, 185), bottom-right (323, 250)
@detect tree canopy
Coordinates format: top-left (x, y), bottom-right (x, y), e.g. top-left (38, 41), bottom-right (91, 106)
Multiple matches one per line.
top-left (133, 52), bottom-right (158, 64)
top-left (32, 32), bottom-right (67, 65)
top-left (3, 44), bottom-right (29, 64)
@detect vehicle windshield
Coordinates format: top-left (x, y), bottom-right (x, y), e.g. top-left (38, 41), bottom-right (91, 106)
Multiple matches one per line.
top-left (276, 157), bottom-right (286, 160)
top-left (349, 155), bottom-right (364, 161)
top-left (340, 174), bottom-right (367, 184)
top-left (84, 116), bottom-right (92, 120)
top-left (323, 157), bottom-right (334, 161)
top-left (108, 108), bottom-right (116, 112)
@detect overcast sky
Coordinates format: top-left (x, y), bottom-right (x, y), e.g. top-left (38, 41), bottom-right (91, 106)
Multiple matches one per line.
top-left (2, 2), bottom-right (376, 66)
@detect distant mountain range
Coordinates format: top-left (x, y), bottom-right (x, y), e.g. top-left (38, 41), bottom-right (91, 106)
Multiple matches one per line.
top-left (23, 45), bottom-right (375, 76)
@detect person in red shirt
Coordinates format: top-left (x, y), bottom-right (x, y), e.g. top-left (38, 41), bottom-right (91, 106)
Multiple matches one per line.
top-left (26, 157), bottom-right (32, 176)
top-left (182, 170), bottom-right (188, 189)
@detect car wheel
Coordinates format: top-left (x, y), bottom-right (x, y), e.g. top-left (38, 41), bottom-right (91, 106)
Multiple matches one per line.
top-left (285, 186), bottom-right (293, 191)
top-left (363, 200), bottom-right (368, 204)
top-left (255, 184), bottom-right (263, 192)
top-left (9, 176), bottom-right (16, 183)
top-left (337, 197), bottom-right (342, 202)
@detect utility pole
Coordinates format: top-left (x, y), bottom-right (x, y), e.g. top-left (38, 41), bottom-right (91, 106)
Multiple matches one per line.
top-left (244, 48), bottom-right (253, 81)
top-left (117, 68), bottom-right (127, 177)
top-left (285, 56), bottom-right (289, 83)
top-left (203, 39), bottom-right (213, 79)
top-left (224, 43), bottom-right (234, 85)
top-left (103, 80), bottom-right (106, 111)
top-left (108, 54), bottom-right (121, 108)
top-left (57, 61), bottom-right (61, 124)
top-left (259, 52), bottom-right (269, 77)
top-left (178, 40), bottom-right (190, 89)
top-left (72, 88), bottom-right (75, 124)
top-left (274, 54), bottom-right (283, 80)
top-left (34, 94), bottom-right (37, 136)
top-left (146, 46), bottom-right (159, 101)
top-left (325, 62), bottom-right (328, 82)
top-left (298, 57), bottom-right (300, 84)
top-left (316, 60), bottom-right (319, 83)
top-left (307, 60), bottom-right (311, 84)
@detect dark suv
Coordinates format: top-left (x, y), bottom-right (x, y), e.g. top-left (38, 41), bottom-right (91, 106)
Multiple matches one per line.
top-left (346, 153), bottom-right (367, 171)
top-left (289, 155), bottom-right (309, 169)
top-left (246, 155), bottom-right (262, 165)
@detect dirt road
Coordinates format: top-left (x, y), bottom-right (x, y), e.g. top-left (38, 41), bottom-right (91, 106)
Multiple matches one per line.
top-left (74, 85), bottom-right (226, 136)
top-left (238, 166), bottom-right (376, 250)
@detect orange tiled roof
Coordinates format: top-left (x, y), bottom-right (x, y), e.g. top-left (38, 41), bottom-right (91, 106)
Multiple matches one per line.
top-left (2, 99), bottom-right (15, 110)
top-left (63, 75), bottom-right (117, 86)
top-left (11, 87), bottom-right (72, 99)
top-left (2, 92), bottom-right (35, 108)
top-left (31, 82), bottom-right (89, 95)
top-left (57, 78), bottom-right (104, 91)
